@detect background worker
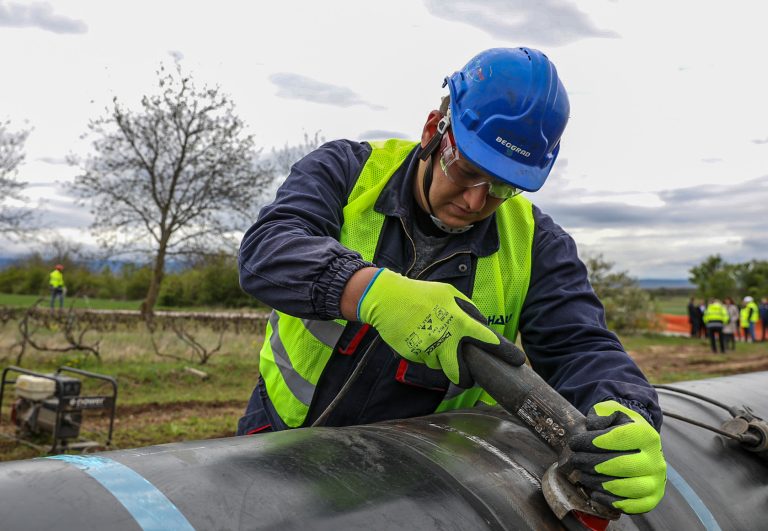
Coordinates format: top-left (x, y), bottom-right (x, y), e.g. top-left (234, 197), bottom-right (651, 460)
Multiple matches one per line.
top-left (687, 297), bottom-right (701, 338)
top-left (723, 297), bottom-right (739, 350)
top-left (760, 297), bottom-right (768, 342)
top-left (741, 296), bottom-right (759, 342)
top-left (702, 298), bottom-right (728, 354)
top-left (238, 47), bottom-right (666, 514)
top-left (49, 264), bottom-right (65, 311)
top-left (698, 300), bottom-right (707, 338)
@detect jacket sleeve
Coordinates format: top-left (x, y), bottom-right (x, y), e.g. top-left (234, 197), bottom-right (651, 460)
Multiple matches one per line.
top-left (518, 206), bottom-right (663, 430)
top-left (239, 140), bottom-right (374, 320)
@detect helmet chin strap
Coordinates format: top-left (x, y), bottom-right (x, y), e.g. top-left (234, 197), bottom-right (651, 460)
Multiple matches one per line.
top-left (421, 149), bottom-right (474, 235)
top-left (430, 214), bottom-right (474, 234)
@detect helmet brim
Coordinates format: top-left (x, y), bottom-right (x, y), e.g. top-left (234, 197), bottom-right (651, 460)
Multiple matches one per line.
top-left (449, 105), bottom-right (557, 193)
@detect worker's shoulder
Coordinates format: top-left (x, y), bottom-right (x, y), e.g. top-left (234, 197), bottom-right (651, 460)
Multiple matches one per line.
top-left (312, 139), bottom-right (373, 166)
top-left (530, 204), bottom-right (572, 246)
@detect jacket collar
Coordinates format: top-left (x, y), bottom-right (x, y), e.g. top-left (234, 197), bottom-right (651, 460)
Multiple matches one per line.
top-left (373, 144), bottom-right (501, 258)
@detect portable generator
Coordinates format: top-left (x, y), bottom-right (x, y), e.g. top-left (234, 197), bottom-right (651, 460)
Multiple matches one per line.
top-left (0, 366), bottom-right (117, 453)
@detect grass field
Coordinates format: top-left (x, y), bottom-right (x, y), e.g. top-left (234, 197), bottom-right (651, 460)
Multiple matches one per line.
top-left (0, 292), bottom-right (264, 313)
top-left (0, 318), bottom-right (262, 461)
top-left (0, 294), bottom-right (765, 462)
top-left (0, 292), bottom-right (146, 310)
top-left (649, 294), bottom-right (691, 316)
top-left (621, 333), bottom-right (767, 382)
top-left (0, 291), bottom-right (699, 315)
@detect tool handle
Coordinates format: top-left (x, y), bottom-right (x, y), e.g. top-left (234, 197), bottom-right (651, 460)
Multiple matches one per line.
top-left (464, 342), bottom-right (623, 521)
top-left (463, 342), bottom-right (586, 451)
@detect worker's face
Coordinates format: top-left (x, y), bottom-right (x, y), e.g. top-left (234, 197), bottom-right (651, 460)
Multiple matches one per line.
top-left (428, 152), bottom-right (505, 228)
top-left (419, 112), bottom-right (505, 228)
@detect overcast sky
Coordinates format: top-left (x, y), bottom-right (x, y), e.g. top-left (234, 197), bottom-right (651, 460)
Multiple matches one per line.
top-left (1, 0), bottom-right (767, 278)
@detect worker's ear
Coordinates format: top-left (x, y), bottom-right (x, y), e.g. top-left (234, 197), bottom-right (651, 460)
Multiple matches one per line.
top-left (420, 110), bottom-right (444, 149)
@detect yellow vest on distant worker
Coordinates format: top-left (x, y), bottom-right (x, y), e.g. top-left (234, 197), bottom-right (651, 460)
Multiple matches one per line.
top-left (49, 270), bottom-right (64, 289)
top-left (740, 302), bottom-right (759, 327)
top-left (702, 302), bottom-right (727, 324)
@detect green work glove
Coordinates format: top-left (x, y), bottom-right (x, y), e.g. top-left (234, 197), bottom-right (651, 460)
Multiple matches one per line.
top-left (567, 400), bottom-right (667, 514)
top-left (357, 268), bottom-right (524, 387)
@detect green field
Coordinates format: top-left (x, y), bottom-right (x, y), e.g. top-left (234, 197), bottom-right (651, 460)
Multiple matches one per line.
top-left (1, 291), bottom-right (764, 463)
top-left (0, 318), bottom-right (262, 461)
top-left (648, 294), bottom-right (692, 316)
top-left (3, 291), bottom-right (696, 315)
top-left (0, 293), bottom-right (145, 310)
top-left (0, 293), bottom-right (261, 313)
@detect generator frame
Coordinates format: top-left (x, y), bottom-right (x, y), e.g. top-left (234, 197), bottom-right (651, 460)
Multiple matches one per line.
top-left (0, 366), bottom-right (118, 454)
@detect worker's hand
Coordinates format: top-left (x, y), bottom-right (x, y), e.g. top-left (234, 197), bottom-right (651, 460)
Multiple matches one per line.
top-left (567, 400), bottom-right (667, 514)
top-left (357, 268), bottom-right (524, 387)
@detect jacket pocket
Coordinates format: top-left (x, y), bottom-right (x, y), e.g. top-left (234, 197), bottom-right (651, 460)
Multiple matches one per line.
top-left (394, 359), bottom-right (449, 392)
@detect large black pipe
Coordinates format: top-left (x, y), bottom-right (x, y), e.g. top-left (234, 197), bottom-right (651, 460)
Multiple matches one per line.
top-left (0, 371), bottom-right (766, 530)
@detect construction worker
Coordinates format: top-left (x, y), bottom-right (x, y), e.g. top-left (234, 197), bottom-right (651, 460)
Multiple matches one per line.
top-left (760, 297), bottom-right (768, 342)
top-left (49, 264), bottom-right (66, 311)
top-left (723, 297), bottom-right (739, 350)
top-left (702, 298), bottom-right (728, 353)
top-left (740, 296), bottom-right (759, 342)
top-left (238, 48), bottom-right (666, 514)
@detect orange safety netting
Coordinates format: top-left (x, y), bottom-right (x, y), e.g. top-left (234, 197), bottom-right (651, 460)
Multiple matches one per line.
top-left (659, 313), bottom-right (766, 336)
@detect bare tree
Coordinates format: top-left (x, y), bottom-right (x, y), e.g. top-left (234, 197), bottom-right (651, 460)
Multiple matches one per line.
top-left (0, 119), bottom-right (32, 235)
top-left (69, 64), bottom-right (272, 316)
top-left (270, 131), bottom-right (325, 177)
top-left (256, 131), bottom-right (325, 206)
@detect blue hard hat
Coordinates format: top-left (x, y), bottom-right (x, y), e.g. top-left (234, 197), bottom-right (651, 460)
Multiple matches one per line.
top-left (444, 47), bottom-right (570, 192)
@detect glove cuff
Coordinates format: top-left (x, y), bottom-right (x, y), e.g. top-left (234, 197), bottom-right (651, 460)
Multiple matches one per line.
top-left (356, 267), bottom-right (386, 321)
top-left (611, 397), bottom-right (657, 431)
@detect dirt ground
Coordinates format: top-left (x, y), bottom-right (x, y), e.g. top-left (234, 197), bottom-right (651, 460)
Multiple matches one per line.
top-left (628, 341), bottom-right (768, 382)
top-left (2, 336), bottom-right (766, 461)
top-left (0, 400), bottom-right (244, 460)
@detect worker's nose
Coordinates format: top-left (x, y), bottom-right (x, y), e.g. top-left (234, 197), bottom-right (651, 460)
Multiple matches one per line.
top-left (463, 185), bottom-right (488, 212)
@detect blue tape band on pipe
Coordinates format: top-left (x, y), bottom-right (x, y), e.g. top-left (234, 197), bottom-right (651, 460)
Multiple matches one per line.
top-left (47, 455), bottom-right (195, 531)
top-left (666, 464), bottom-right (721, 531)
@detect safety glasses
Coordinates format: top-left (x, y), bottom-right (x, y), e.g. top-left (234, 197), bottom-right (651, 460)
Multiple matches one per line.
top-left (438, 130), bottom-right (521, 200)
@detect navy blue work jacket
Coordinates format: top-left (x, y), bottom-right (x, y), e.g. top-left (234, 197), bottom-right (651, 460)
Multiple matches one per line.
top-left (239, 140), bottom-right (662, 430)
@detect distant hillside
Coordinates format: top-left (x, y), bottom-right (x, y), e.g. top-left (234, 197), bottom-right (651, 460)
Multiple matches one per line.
top-left (638, 278), bottom-right (694, 290)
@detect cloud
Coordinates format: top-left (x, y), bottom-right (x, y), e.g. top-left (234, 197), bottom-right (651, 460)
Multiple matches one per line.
top-left (168, 50), bottom-right (184, 62)
top-left (752, 137), bottom-right (768, 145)
top-left (37, 156), bottom-right (69, 165)
top-left (531, 174), bottom-right (768, 276)
top-left (37, 197), bottom-right (92, 229)
top-left (0, 1), bottom-right (87, 34)
top-left (422, 0), bottom-right (618, 46)
top-left (540, 175), bottom-right (768, 228)
top-left (359, 129), bottom-right (412, 141)
top-left (701, 158), bottom-right (722, 164)
top-left (269, 73), bottom-right (386, 111)
top-left (24, 181), bottom-right (61, 188)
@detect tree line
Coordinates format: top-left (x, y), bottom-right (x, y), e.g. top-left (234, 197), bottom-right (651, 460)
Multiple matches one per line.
top-left (0, 252), bottom-right (263, 310)
top-left (2, 252), bottom-right (657, 333)
top-left (689, 255), bottom-right (768, 300)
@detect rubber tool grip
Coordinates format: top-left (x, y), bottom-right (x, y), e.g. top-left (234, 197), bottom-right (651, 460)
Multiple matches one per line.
top-left (463, 342), bottom-right (586, 449)
top-left (463, 342), bottom-right (623, 523)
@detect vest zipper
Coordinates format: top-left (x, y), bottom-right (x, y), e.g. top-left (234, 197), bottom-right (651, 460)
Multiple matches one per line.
top-left (399, 217), bottom-right (419, 277)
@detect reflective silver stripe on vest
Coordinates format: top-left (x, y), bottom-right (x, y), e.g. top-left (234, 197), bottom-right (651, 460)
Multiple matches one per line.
top-left (302, 319), bottom-right (345, 349)
top-left (269, 311), bottom-right (316, 406)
